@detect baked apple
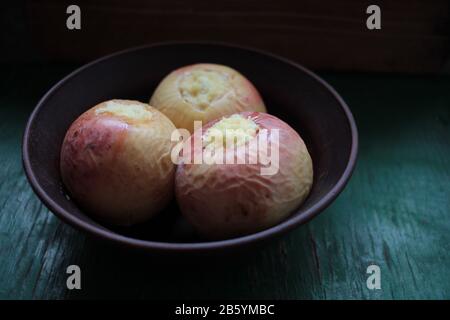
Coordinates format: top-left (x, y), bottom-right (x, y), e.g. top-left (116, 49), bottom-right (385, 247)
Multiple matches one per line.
top-left (60, 99), bottom-right (176, 226)
top-left (175, 112), bottom-right (313, 239)
top-left (150, 63), bottom-right (267, 133)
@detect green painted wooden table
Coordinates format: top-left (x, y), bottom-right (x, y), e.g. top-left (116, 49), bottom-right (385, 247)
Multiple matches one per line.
top-left (0, 64), bottom-right (449, 299)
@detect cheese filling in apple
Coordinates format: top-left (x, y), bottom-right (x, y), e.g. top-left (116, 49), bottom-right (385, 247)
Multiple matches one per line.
top-left (203, 114), bottom-right (259, 149)
top-left (95, 100), bottom-right (153, 121)
top-left (178, 70), bottom-right (232, 111)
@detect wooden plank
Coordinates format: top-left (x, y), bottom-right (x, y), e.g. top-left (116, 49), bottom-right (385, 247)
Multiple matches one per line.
top-left (16, 0), bottom-right (450, 73)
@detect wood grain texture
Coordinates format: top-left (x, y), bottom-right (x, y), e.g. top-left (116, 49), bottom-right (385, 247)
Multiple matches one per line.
top-left (5, 0), bottom-right (449, 73)
top-left (0, 64), bottom-right (449, 299)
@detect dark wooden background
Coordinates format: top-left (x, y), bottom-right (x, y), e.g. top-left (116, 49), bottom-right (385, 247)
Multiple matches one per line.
top-left (0, 1), bottom-right (449, 300)
top-left (2, 0), bottom-right (450, 73)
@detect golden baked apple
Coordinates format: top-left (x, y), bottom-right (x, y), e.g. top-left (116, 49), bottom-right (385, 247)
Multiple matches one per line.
top-left (150, 63), bottom-right (267, 133)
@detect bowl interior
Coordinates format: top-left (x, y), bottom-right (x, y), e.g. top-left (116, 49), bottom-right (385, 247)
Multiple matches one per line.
top-left (24, 43), bottom-right (356, 246)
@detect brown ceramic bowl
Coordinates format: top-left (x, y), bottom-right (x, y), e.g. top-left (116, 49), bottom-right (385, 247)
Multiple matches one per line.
top-left (22, 42), bottom-right (358, 255)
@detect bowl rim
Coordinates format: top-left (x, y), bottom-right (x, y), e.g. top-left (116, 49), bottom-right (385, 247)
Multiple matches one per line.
top-left (22, 41), bottom-right (359, 253)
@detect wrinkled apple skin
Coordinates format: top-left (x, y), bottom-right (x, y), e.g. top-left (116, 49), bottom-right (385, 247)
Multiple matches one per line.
top-left (60, 100), bottom-right (176, 226)
top-left (150, 63), bottom-right (267, 133)
top-left (175, 112), bottom-right (313, 239)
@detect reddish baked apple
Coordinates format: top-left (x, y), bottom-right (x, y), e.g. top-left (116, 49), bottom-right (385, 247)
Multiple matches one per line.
top-left (60, 99), bottom-right (176, 226)
top-left (175, 112), bottom-right (313, 239)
